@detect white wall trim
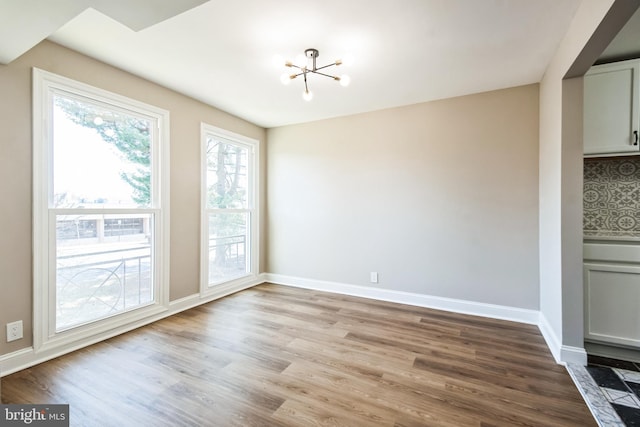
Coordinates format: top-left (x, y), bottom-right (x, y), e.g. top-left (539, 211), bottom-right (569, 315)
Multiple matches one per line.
top-left (538, 314), bottom-right (586, 365)
top-left (0, 348), bottom-right (34, 378)
top-left (538, 311), bottom-right (563, 364)
top-left (561, 345), bottom-right (588, 365)
top-left (265, 273), bottom-right (540, 325)
top-left (0, 276), bottom-right (267, 377)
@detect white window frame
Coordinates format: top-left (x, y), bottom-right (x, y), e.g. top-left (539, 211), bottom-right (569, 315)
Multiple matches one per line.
top-left (200, 123), bottom-right (259, 296)
top-left (32, 68), bottom-right (170, 353)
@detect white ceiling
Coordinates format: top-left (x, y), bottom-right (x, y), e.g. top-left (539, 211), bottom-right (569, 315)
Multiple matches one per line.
top-left (2, 0), bottom-right (583, 128)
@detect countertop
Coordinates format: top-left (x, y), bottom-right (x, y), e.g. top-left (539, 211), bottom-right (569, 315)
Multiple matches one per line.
top-left (584, 231), bottom-right (640, 242)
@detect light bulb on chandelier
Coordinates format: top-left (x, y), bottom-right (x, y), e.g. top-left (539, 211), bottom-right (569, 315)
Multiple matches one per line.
top-left (280, 73), bottom-right (292, 85)
top-left (302, 89), bottom-right (313, 101)
top-left (279, 48), bottom-right (351, 100)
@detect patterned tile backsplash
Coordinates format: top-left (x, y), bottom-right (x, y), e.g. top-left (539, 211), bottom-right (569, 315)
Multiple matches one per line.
top-left (584, 157), bottom-right (640, 236)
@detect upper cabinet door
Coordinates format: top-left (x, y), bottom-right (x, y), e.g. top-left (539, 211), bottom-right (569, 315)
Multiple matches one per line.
top-left (584, 59), bottom-right (640, 156)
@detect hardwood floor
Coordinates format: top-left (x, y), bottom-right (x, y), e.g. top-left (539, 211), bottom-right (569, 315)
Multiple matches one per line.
top-left (1, 284), bottom-right (596, 426)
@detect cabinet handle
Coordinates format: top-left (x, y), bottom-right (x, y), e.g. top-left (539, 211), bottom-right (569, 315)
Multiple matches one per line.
top-left (635, 130), bottom-right (639, 146)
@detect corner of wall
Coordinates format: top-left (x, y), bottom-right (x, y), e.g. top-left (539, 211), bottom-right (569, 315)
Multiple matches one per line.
top-left (538, 310), bottom-right (588, 365)
top-left (538, 311), bottom-right (562, 363)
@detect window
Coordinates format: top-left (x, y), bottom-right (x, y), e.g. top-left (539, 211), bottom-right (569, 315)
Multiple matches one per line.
top-left (201, 124), bottom-right (258, 293)
top-left (33, 69), bottom-right (169, 351)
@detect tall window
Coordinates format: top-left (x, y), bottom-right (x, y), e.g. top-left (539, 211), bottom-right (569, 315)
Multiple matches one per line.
top-left (33, 69), bottom-right (169, 350)
top-left (201, 124), bottom-right (258, 292)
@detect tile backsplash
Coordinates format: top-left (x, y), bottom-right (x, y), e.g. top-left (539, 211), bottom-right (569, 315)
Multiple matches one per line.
top-left (584, 157), bottom-right (640, 236)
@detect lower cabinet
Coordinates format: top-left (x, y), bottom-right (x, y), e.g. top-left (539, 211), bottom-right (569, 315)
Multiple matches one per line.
top-left (584, 262), bottom-right (640, 348)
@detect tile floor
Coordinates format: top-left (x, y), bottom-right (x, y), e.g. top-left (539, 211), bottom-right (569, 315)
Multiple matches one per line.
top-left (586, 355), bottom-right (640, 426)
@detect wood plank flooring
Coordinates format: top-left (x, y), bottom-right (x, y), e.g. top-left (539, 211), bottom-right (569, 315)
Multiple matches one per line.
top-left (1, 284), bottom-right (596, 426)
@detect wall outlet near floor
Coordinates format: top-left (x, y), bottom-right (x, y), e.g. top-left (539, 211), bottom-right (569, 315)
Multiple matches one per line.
top-left (370, 272), bottom-right (379, 283)
top-left (6, 320), bottom-right (23, 342)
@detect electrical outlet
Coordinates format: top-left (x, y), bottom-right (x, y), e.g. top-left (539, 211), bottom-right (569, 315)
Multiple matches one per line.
top-left (370, 272), bottom-right (379, 283)
top-left (6, 320), bottom-right (23, 342)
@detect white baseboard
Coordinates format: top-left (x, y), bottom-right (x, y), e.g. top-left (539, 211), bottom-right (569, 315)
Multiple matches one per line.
top-left (0, 348), bottom-right (34, 378)
top-left (2, 272), bottom-right (587, 375)
top-left (538, 312), bottom-right (562, 363)
top-left (0, 275), bottom-right (268, 377)
top-left (528, 311), bottom-right (588, 366)
top-left (561, 345), bottom-right (588, 365)
top-left (265, 273), bottom-right (540, 325)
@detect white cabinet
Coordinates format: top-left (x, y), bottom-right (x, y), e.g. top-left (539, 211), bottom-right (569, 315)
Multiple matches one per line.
top-left (584, 241), bottom-right (640, 348)
top-left (584, 59), bottom-right (640, 156)
top-left (584, 262), bottom-right (640, 347)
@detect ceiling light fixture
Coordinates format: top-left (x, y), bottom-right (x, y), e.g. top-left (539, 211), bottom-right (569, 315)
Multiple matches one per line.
top-left (279, 48), bottom-right (350, 101)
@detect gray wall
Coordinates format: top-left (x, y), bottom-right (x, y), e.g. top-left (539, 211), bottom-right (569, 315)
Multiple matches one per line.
top-left (267, 84), bottom-right (540, 309)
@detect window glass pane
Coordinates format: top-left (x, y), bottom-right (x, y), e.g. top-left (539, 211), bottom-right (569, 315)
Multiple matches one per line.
top-left (56, 213), bottom-right (153, 331)
top-left (208, 212), bottom-right (248, 284)
top-left (206, 137), bottom-right (248, 209)
top-left (53, 94), bottom-right (152, 209)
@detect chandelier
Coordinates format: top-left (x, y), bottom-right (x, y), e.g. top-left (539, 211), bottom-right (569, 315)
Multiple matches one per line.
top-left (279, 48), bottom-right (351, 101)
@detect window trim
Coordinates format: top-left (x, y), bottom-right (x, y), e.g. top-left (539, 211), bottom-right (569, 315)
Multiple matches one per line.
top-left (32, 68), bottom-right (170, 353)
top-left (200, 123), bottom-right (259, 296)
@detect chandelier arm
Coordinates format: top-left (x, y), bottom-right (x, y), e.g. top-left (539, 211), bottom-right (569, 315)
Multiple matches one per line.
top-left (313, 63), bottom-right (338, 72)
top-left (310, 70), bottom-right (340, 80)
top-left (303, 70), bottom-right (310, 93)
